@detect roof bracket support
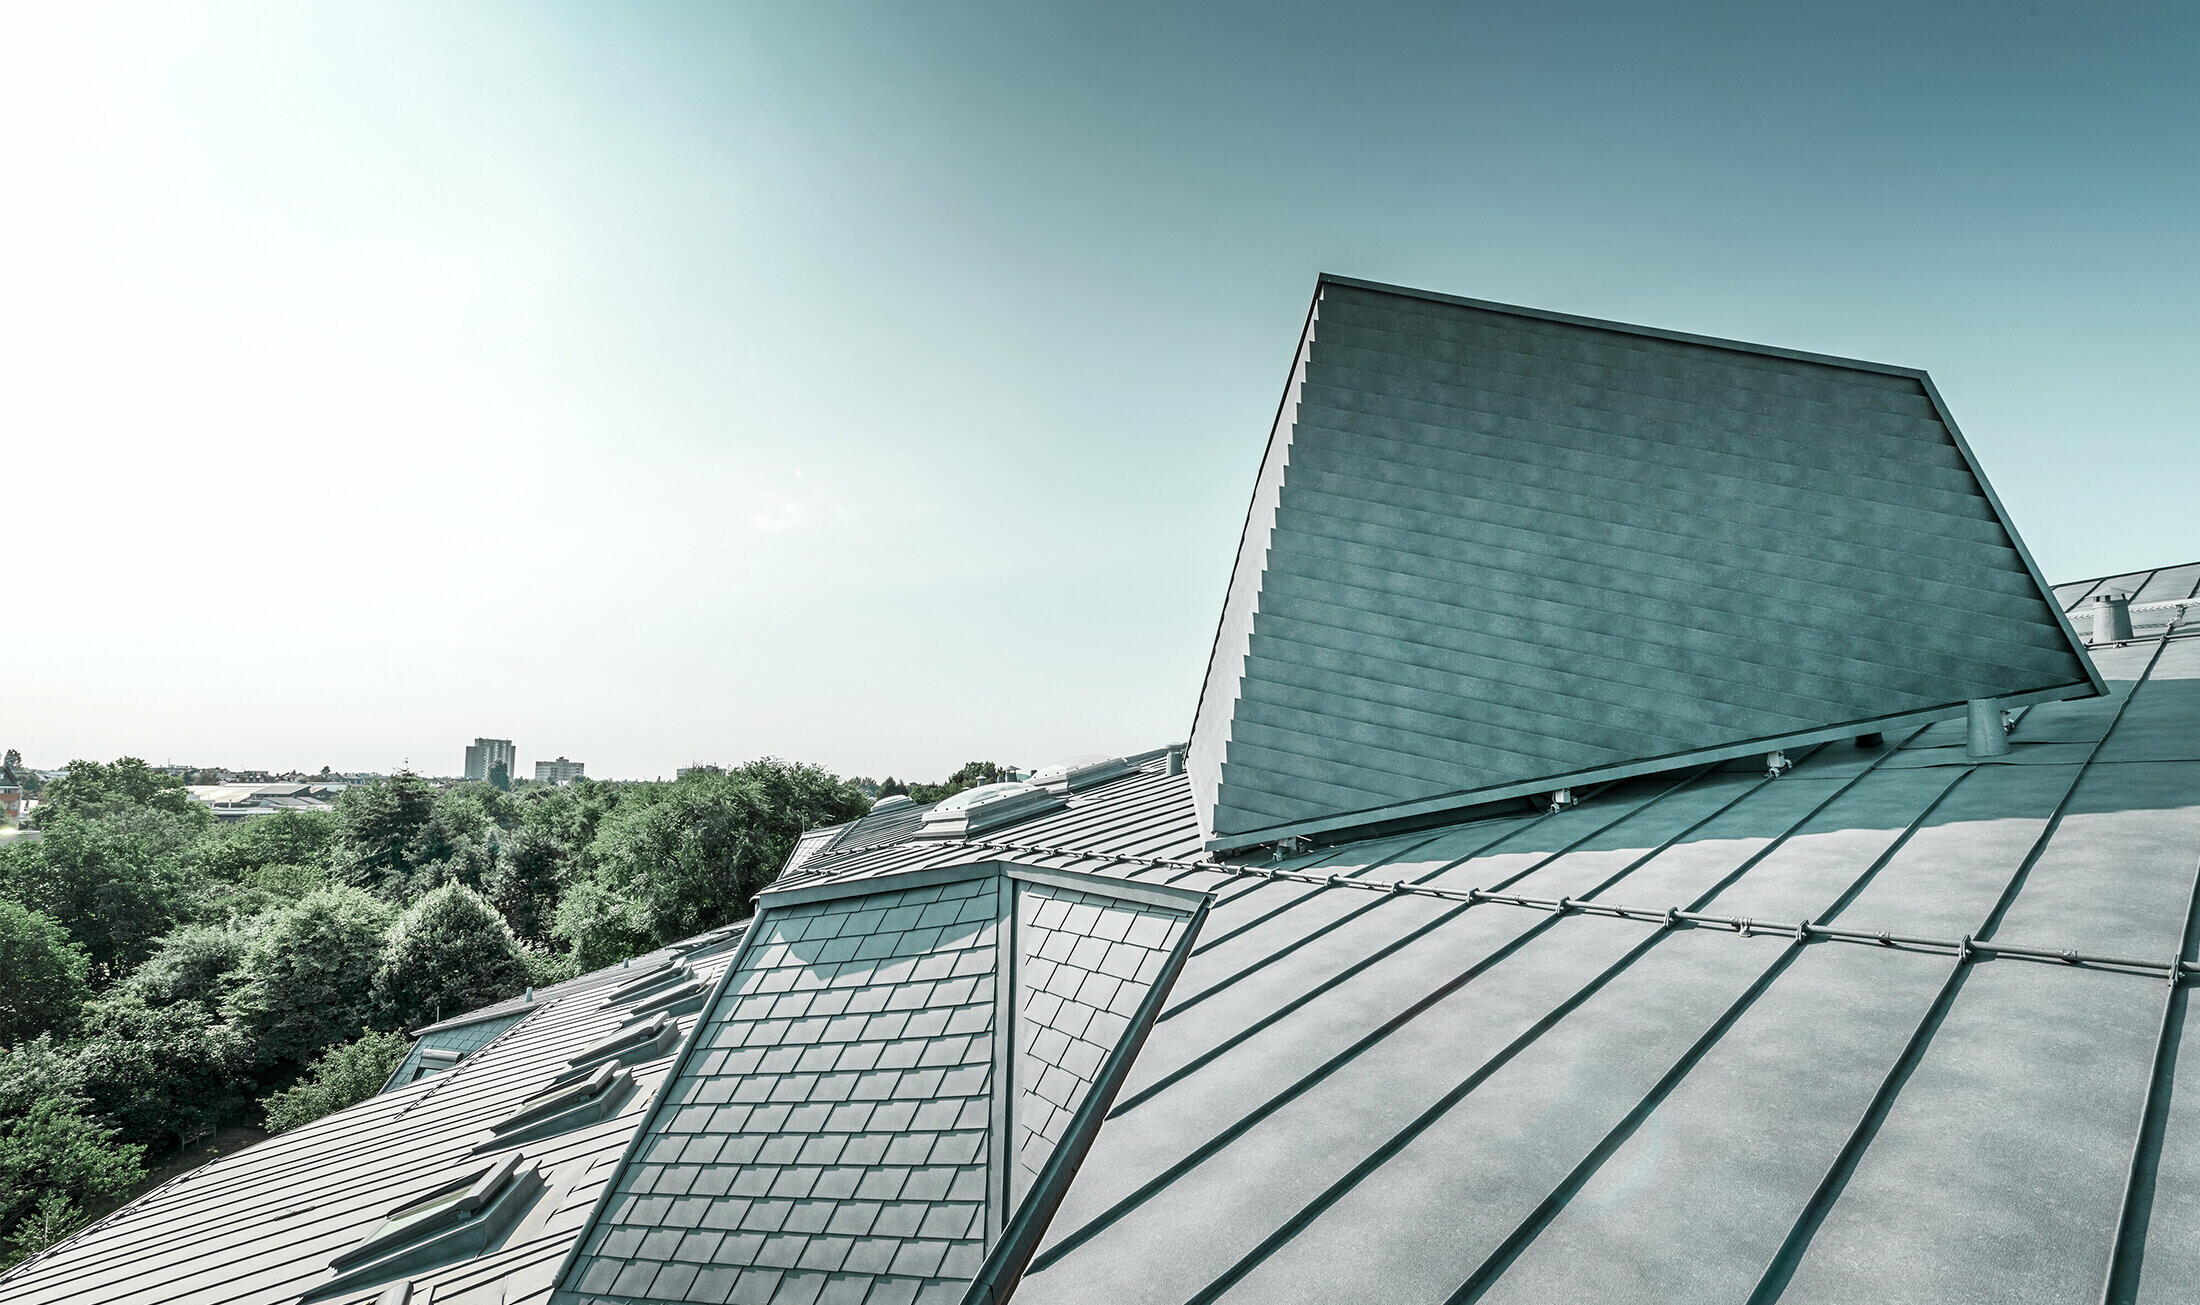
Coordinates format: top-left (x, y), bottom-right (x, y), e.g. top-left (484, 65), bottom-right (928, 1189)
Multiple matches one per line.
top-left (1967, 699), bottom-right (2013, 759)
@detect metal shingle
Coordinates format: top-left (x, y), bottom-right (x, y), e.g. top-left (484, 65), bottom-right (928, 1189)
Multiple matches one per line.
top-left (1187, 276), bottom-right (2101, 852)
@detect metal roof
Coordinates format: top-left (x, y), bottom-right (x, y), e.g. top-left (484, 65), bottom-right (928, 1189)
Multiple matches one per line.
top-left (1187, 276), bottom-right (2101, 853)
top-left (548, 862), bottom-right (1205, 1305)
top-left (7, 570), bottom-right (2197, 1303)
top-left (4, 273), bottom-right (2191, 1305)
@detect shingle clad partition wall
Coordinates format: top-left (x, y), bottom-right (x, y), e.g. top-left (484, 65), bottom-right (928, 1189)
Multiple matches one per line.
top-left (1011, 884), bottom-right (1192, 1204)
top-left (562, 877), bottom-right (1002, 1305)
top-left (552, 863), bottom-right (1205, 1305)
top-left (1188, 276), bottom-right (2101, 852)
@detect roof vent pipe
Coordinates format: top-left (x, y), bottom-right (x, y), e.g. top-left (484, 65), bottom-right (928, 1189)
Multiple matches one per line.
top-left (2091, 591), bottom-right (2134, 645)
top-left (1967, 698), bottom-right (2012, 758)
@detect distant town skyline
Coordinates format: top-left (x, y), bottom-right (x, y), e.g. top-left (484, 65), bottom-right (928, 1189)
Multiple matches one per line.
top-left (6, 2), bottom-right (2193, 780)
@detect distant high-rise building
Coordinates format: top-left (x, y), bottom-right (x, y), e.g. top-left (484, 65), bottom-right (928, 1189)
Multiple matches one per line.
top-left (535, 757), bottom-right (586, 785)
top-left (463, 738), bottom-right (515, 782)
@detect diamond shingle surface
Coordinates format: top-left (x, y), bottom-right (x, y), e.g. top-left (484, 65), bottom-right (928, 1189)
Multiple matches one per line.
top-left (1012, 885), bottom-right (1189, 1199)
top-left (565, 877), bottom-right (1002, 1305)
top-left (1187, 276), bottom-right (2099, 850)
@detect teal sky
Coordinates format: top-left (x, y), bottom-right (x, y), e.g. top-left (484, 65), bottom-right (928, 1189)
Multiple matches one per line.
top-left (4, 2), bottom-right (2192, 780)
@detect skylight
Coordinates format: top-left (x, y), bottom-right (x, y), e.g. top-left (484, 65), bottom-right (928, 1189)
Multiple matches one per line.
top-left (916, 782), bottom-right (1067, 838)
top-left (312, 1154), bottom-right (542, 1299)
top-left (1028, 753), bottom-right (1137, 794)
top-left (477, 1065), bottom-right (635, 1152)
top-left (554, 1011), bottom-right (679, 1084)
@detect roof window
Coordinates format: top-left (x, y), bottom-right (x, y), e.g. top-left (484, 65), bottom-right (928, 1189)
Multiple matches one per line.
top-left (552, 1012), bottom-right (679, 1084)
top-left (311, 1154), bottom-right (542, 1298)
top-left (602, 961), bottom-right (692, 1006)
top-left (477, 1064), bottom-right (636, 1151)
top-left (915, 782), bottom-right (1066, 839)
top-left (1028, 753), bottom-right (1137, 794)
top-left (620, 975), bottom-right (708, 1023)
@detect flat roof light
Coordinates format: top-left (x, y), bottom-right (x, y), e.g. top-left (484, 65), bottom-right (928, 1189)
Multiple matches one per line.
top-left (1028, 754), bottom-right (1138, 794)
top-left (554, 1012), bottom-right (679, 1083)
top-left (915, 782), bottom-right (1067, 839)
top-left (313, 1154), bottom-right (543, 1298)
top-left (477, 1065), bottom-right (636, 1152)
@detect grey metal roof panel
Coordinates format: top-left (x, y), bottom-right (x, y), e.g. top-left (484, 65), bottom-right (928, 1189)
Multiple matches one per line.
top-left (1012, 621), bottom-right (2200, 1305)
top-left (1187, 276), bottom-right (2102, 853)
top-left (13, 570), bottom-right (2199, 1305)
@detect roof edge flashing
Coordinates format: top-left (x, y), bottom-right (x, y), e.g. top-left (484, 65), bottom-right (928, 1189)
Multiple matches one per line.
top-left (1206, 681), bottom-right (2095, 853)
top-left (1313, 272), bottom-right (1934, 379)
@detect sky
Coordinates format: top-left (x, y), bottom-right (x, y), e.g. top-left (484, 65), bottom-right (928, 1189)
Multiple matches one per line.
top-left (3, 2), bottom-right (2193, 781)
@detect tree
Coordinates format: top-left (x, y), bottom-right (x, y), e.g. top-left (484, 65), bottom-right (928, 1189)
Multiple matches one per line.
top-left (195, 810), bottom-right (339, 884)
top-left (481, 825), bottom-right (564, 947)
top-left (72, 997), bottom-right (248, 1149)
top-left (570, 760), bottom-right (869, 956)
top-left (370, 884), bottom-right (528, 1031)
top-left (259, 1029), bottom-right (407, 1135)
top-left (0, 806), bottom-right (204, 979)
top-left (224, 886), bottom-right (395, 1067)
top-left (551, 879), bottom-right (654, 973)
top-left (26, 757), bottom-right (197, 827)
top-left (112, 922), bottom-right (250, 1011)
top-left (487, 760), bottom-right (510, 792)
top-left (0, 1038), bottom-right (143, 1269)
top-left (0, 900), bottom-right (91, 1046)
top-left (331, 772), bottom-right (437, 893)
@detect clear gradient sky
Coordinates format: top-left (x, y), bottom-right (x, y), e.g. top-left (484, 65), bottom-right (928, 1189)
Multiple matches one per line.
top-left (3, 2), bottom-right (2193, 781)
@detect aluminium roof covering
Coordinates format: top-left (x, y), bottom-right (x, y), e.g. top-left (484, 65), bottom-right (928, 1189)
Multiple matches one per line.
top-left (549, 862), bottom-right (1205, 1305)
top-left (1187, 276), bottom-right (2100, 853)
top-left (6, 566), bottom-right (2198, 1305)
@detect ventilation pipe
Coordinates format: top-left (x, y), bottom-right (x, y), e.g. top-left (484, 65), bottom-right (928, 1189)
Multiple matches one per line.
top-left (2091, 591), bottom-right (2134, 645)
top-left (1967, 698), bottom-right (2012, 758)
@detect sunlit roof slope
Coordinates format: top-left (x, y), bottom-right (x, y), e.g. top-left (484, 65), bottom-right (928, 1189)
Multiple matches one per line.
top-left (755, 585), bottom-right (2200, 1304)
top-left (1187, 276), bottom-right (2101, 852)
